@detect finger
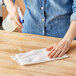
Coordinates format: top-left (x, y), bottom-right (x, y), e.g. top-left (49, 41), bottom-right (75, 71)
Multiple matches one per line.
top-left (48, 44), bottom-right (57, 57)
top-left (46, 46), bottom-right (53, 51)
top-left (10, 17), bottom-right (13, 20)
top-left (58, 47), bottom-right (69, 57)
top-left (58, 50), bottom-right (65, 57)
top-left (49, 49), bottom-right (58, 58)
top-left (53, 49), bottom-right (62, 58)
top-left (52, 42), bottom-right (65, 58)
top-left (14, 16), bottom-right (23, 28)
top-left (48, 44), bottom-right (58, 57)
top-left (14, 17), bottom-right (21, 28)
top-left (58, 43), bottom-right (69, 57)
top-left (46, 44), bottom-right (56, 51)
top-left (48, 48), bottom-right (55, 57)
top-left (9, 15), bottom-right (13, 20)
top-left (15, 17), bottom-right (23, 28)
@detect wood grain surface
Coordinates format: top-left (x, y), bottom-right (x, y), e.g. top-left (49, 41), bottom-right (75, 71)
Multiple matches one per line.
top-left (0, 30), bottom-right (76, 76)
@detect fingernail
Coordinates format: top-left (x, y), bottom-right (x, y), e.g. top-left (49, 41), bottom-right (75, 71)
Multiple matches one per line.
top-left (46, 48), bottom-right (49, 51)
top-left (49, 56), bottom-right (51, 58)
top-left (21, 25), bottom-right (23, 28)
top-left (53, 56), bottom-right (56, 58)
top-left (49, 56), bottom-right (52, 59)
top-left (58, 55), bottom-right (61, 57)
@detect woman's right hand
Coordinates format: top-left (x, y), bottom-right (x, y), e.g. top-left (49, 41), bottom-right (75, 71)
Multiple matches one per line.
top-left (4, 0), bottom-right (23, 28)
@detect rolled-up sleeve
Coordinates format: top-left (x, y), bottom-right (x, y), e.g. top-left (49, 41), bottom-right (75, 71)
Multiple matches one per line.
top-left (70, 0), bottom-right (76, 21)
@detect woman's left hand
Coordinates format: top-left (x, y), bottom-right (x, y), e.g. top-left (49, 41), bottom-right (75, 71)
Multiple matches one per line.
top-left (46, 38), bottom-right (72, 58)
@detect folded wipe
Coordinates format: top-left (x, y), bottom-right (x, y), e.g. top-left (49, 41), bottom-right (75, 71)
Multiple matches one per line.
top-left (11, 48), bottom-right (69, 65)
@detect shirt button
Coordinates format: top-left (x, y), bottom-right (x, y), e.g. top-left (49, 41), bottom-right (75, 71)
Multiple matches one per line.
top-left (41, 7), bottom-right (44, 10)
top-left (42, 18), bottom-right (45, 22)
top-left (43, 30), bottom-right (45, 33)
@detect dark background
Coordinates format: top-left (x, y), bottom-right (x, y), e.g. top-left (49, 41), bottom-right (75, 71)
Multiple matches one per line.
top-left (0, 17), bottom-right (2, 30)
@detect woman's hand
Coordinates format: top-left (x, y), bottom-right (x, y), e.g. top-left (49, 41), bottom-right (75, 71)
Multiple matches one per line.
top-left (46, 20), bottom-right (76, 58)
top-left (4, 0), bottom-right (23, 28)
top-left (46, 38), bottom-right (72, 58)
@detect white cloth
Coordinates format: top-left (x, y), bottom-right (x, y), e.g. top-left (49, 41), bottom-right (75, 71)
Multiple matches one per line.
top-left (11, 48), bottom-right (69, 65)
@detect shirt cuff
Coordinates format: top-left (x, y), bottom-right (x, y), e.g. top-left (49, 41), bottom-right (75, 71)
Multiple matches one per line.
top-left (70, 12), bottom-right (76, 21)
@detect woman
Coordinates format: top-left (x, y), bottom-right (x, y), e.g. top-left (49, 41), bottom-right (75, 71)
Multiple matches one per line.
top-left (0, 0), bottom-right (76, 58)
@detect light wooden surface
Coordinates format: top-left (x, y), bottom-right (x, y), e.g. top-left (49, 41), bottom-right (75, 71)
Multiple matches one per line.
top-left (0, 30), bottom-right (76, 76)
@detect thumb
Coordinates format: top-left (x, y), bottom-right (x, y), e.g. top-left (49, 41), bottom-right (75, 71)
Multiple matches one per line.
top-left (46, 45), bottom-right (53, 51)
top-left (46, 43), bottom-right (57, 51)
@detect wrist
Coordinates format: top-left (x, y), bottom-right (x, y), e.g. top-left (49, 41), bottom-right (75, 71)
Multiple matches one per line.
top-left (4, 0), bottom-right (12, 3)
top-left (4, 0), bottom-right (14, 8)
top-left (63, 34), bottom-right (74, 44)
top-left (63, 22), bottom-right (76, 43)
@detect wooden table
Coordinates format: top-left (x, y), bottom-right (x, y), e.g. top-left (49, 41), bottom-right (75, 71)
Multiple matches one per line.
top-left (0, 30), bottom-right (76, 76)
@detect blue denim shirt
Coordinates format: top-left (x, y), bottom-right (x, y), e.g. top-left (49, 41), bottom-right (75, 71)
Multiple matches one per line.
top-left (1, 0), bottom-right (76, 38)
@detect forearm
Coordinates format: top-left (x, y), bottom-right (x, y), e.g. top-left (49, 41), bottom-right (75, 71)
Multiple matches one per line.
top-left (64, 21), bottom-right (76, 42)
